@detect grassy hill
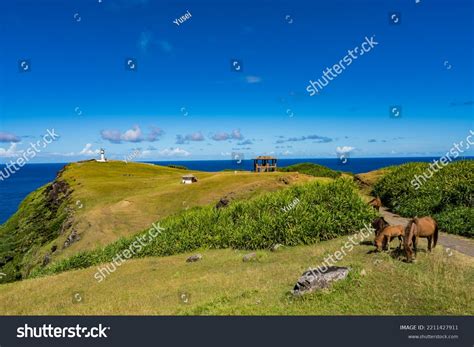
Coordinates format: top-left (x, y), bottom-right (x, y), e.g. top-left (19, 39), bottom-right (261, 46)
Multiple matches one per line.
top-left (0, 161), bottom-right (314, 283)
top-left (0, 235), bottom-right (472, 315)
top-left (31, 178), bottom-right (376, 278)
top-left (0, 160), bottom-right (472, 316)
top-left (279, 162), bottom-right (343, 178)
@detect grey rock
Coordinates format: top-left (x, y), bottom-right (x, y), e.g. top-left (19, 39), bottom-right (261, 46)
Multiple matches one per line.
top-left (215, 198), bottom-right (230, 209)
top-left (293, 266), bottom-right (350, 295)
top-left (42, 253), bottom-right (51, 266)
top-left (63, 229), bottom-right (80, 248)
top-left (243, 252), bottom-right (257, 262)
top-left (270, 244), bottom-right (283, 252)
top-left (186, 254), bottom-right (202, 263)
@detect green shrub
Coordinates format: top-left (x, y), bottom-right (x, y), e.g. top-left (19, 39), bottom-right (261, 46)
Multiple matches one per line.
top-left (278, 163), bottom-right (342, 178)
top-left (167, 165), bottom-right (188, 170)
top-left (32, 179), bottom-right (376, 278)
top-left (373, 160), bottom-right (473, 236)
top-left (436, 207), bottom-right (474, 237)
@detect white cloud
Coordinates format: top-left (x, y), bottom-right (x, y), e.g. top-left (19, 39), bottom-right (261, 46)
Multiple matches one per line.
top-left (245, 75), bottom-right (262, 84)
top-left (336, 146), bottom-right (355, 154)
top-left (176, 131), bottom-right (205, 144)
top-left (121, 125), bottom-right (143, 142)
top-left (147, 126), bottom-right (164, 142)
top-left (159, 147), bottom-right (190, 157)
top-left (0, 143), bottom-right (20, 157)
top-left (212, 129), bottom-right (244, 141)
top-left (0, 132), bottom-right (21, 143)
top-left (79, 143), bottom-right (100, 156)
top-left (138, 31), bottom-right (152, 52)
top-left (101, 125), bottom-right (144, 143)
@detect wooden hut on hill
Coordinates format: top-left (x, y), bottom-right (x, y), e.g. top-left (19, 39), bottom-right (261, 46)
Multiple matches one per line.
top-left (253, 156), bottom-right (277, 172)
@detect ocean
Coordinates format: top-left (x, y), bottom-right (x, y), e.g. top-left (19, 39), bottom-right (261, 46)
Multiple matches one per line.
top-left (0, 157), bottom-right (470, 224)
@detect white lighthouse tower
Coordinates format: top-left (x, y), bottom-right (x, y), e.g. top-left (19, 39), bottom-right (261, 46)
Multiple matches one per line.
top-left (96, 148), bottom-right (107, 163)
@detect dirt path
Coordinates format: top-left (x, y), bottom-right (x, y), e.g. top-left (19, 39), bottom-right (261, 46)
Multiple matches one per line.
top-left (379, 207), bottom-right (474, 257)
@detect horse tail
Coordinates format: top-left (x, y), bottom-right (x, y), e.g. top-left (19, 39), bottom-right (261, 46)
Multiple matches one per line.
top-left (433, 220), bottom-right (438, 248)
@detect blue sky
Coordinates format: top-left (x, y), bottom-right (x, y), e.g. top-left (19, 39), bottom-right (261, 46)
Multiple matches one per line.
top-left (0, 0), bottom-right (473, 162)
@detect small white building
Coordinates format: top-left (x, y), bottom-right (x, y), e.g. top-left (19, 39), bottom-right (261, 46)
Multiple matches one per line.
top-left (96, 148), bottom-right (107, 163)
top-left (181, 174), bottom-right (197, 184)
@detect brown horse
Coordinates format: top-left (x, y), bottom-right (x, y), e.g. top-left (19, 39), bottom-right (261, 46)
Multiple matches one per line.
top-left (374, 225), bottom-right (404, 252)
top-left (404, 217), bottom-right (438, 262)
top-left (368, 197), bottom-right (382, 211)
top-left (372, 217), bottom-right (389, 237)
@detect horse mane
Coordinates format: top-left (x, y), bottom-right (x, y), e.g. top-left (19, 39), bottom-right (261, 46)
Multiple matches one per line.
top-left (405, 219), bottom-right (415, 236)
top-left (374, 229), bottom-right (385, 242)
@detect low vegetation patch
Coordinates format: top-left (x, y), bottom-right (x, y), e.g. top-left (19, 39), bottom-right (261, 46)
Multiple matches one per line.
top-left (373, 160), bottom-right (473, 237)
top-left (279, 163), bottom-right (342, 178)
top-left (2, 239), bottom-right (472, 315)
top-left (167, 165), bottom-right (188, 170)
top-left (32, 179), bottom-right (376, 277)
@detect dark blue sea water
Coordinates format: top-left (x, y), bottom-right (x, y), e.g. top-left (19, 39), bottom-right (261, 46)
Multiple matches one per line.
top-left (0, 163), bottom-right (66, 224)
top-left (1, 157), bottom-right (471, 224)
top-left (147, 157), bottom-right (443, 174)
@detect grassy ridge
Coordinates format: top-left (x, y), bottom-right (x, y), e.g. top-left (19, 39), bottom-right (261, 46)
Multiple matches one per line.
top-left (0, 161), bottom-right (312, 283)
top-left (279, 163), bottom-right (342, 179)
top-left (32, 179), bottom-right (376, 277)
top-left (0, 181), bottom-right (70, 283)
top-left (373, 160), bottom-right (473, 236)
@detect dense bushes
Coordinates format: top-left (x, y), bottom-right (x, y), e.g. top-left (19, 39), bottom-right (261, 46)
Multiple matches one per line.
top-left (279, 163), bottom-right (342, 178)
top-left (436, 207), bottom-right (474, 237)
top-left (373, 160), bottom-right (473, 236)
top-left (32, 179), bottom-right (376, 277)
top-left (167, 165), bottom-right (188, 170)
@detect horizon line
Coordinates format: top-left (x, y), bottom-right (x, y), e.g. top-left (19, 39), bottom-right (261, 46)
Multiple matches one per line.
top-left (2, 156), bottom-right (473, 165)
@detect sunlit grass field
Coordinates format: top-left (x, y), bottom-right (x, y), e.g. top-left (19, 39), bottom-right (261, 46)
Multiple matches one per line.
top-left (60, 161), bottom-right (316, 256)
top-left (0, 233), bottom-right (472, 315)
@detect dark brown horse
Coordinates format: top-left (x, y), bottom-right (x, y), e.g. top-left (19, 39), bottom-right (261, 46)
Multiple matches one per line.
top-left (368, 197), bottom-right (382, 211)
top-left (371, 217), bottom-right (389, 237)
top-left (404, 217), bottom-right (438, 262)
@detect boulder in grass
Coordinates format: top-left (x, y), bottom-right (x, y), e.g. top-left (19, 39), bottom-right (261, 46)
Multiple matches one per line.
top-left (292, 266), bottom-right (350, 295)
top-left (270, 244), bottom-right (283, 252)
top-left (186, 254), bottom-right (203, 263)
top-left (42, 253), bottom-right (51, 266)
top-left (215, 198), bottom-right (230, 209)
top-left (242, 252), bottom-right (257, 262)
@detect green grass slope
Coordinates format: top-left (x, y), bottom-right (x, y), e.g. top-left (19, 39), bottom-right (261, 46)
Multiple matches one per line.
top-left (279, 162), bottom-right (342, 178)
top-left (0, 161), bottom-right (312, 283)
top-left (0, 178), bottom-right (70, 283)
top-left (0, 235), bottom-right (472, 315)
top-left (32, 179), bottom-right (376, 278)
